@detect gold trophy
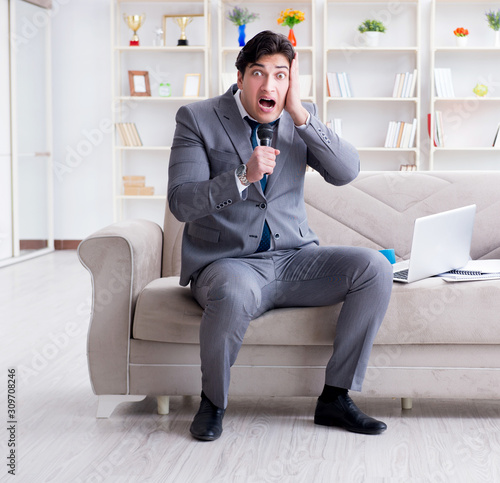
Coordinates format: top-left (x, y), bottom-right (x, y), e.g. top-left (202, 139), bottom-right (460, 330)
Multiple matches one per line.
top-left (173, 16), bottom-right (193, 46)
top-left (123, 14), bottom-right (146, 46)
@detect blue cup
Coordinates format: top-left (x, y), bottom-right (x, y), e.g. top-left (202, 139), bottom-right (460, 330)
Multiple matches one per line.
top-left (379, 248), bottom-right (396, 264)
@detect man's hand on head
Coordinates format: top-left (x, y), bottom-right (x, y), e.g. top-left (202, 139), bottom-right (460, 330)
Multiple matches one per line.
top-left (284, 52), bottom-right (309, 127)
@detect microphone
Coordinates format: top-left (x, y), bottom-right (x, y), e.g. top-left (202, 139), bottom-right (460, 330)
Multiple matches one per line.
top-left (257, 123), bottom-right (274, 147)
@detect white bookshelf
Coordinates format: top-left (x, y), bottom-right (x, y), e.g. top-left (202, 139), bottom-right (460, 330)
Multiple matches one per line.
top-left (430, 0), bottom-right (500, 170)
top-left (111, 0), bottom-right (211, 223)
top-left (217, 0), bottom-right (316, 102)
top-left (323, 0), bottom-right (421, 171)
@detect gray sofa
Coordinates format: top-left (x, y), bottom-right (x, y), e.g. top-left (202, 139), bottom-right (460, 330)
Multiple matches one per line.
top-left (78, 171), bottom-right (500, 418)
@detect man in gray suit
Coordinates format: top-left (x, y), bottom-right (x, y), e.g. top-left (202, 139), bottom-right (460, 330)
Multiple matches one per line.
top-left (168, 31), bottom-right (393, 441)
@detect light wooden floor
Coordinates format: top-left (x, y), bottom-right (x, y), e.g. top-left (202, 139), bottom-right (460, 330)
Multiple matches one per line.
top-left (1, 251), bottom-right (500, 483)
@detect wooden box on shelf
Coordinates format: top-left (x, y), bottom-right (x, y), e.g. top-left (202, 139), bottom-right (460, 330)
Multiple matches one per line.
top-left (124, 186), bottom-right (155, 196)
top-left (122, 175), bottom-right (145, 187)
top-left (122, 175), bottom-right (154, 195)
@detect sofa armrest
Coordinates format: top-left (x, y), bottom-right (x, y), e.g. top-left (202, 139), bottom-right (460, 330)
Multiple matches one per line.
top-left (77, 219), bottom-right (163, 395)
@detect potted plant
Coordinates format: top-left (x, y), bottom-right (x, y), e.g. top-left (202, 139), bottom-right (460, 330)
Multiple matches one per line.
top-left (277, 9), bottom-right (305, 46)
top-left (453, 27), bottom-right (469, 47)
top-left (227, 6), bottom-right (259, 46)
top-left (485, 10), bottom-right (500, 47)
top-left (358, 19), bottom-right (386, 47)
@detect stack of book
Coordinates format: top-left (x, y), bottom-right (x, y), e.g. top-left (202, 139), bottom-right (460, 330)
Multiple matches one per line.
top-left (122, 175), bottom-right (155, 196)
top-left (434, 68), bottom-right (455, 98)
top-left (384, 119), bottom-right (417, 148)
top-left (326, 72), bottom-right (353, 97)
top-left (326, 119), bottom-right (343, 137)
top-left (392, 70), bottom-right (417, 98)
top-left (399, 164), bottom-right (417, 171)
top-left (116, 123), bottom-right (143, 147)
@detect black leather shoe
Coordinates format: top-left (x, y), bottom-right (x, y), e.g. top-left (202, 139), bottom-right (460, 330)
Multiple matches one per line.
top-left (314, 393), bottom-right (387, 435)
top-left (190, 392), bottom-right (225, 441)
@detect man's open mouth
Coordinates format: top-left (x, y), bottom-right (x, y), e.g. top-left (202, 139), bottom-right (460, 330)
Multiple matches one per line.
top-left (259, 98), bottom-right (276, 109)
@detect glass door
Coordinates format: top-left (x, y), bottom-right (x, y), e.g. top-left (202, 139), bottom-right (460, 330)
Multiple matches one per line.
top-left (9, 0), bottom-right (53, 261)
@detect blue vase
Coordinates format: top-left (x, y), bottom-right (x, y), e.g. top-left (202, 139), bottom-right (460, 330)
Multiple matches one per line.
top-left (238, 24), bottom-right (246, 47)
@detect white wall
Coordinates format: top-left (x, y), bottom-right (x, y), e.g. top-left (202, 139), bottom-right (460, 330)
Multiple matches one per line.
top-left (49, 0), bottom-right (498, 239)
top-left (51, 0), bottom-right (113, 239)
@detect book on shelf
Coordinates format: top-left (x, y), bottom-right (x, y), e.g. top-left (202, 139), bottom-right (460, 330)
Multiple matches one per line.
top-left (326, 119), bottom-right (342, 137)
top-left (492, 123), bottom-right (500, 148)
top-left (326, 72), bottom-right (353, 98)
top-left (434, 68), bottom-right (455, 98)
top-left (399, 164), bottom-right (417, 171)
top-left (435, 111), bottom-right (445, 147)
top-left (384, 119), bottom-right (417, 148)
top-left (116, 122), bottom-right (143, 147)
top-left (392, 70), bottom-right (417, 98)
top-left (427, 112), bottom-right (445, 147)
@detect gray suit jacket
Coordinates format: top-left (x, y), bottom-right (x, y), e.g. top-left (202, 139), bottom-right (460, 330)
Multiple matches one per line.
top-left (168, 85), bottom-right (360, 286)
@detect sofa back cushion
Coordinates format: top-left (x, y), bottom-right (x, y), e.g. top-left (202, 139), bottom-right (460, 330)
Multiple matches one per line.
top-left (162, 171), bottom-right (500, 277)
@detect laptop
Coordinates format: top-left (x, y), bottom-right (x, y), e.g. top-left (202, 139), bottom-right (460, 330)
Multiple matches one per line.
top-left (393, 204), bottom-right (476, 283)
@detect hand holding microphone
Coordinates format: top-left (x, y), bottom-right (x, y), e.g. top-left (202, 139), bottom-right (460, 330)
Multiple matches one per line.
top-left (245, 123), bottom-right (280, 183)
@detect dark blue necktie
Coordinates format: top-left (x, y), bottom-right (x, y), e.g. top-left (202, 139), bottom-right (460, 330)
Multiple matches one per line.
top-left (245, 117), bottom-right (272, 252)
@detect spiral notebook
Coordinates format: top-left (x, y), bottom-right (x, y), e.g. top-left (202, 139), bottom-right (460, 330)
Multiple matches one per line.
top-left (438, 260), bottom-right (500, 282)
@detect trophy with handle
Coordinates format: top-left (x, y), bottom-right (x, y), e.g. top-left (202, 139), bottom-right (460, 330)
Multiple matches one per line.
top-left (173, 16), bottom-right (193, 46)
top-left (123, 14), bottom-right (146, 46)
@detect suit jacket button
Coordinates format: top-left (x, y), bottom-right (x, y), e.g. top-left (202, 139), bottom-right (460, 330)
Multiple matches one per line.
top-left (274, 233), bottom-right (280, 239)
top-left (259, 203), bottom-right (266, 209)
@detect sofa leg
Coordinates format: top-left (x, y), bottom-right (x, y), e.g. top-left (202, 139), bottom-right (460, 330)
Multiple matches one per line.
top-left (96, 395), bottom-right (147, 419)
top-left (401, 397), bottom-right (413, 410)
top-left (157, 396), bottom-right (170, 415)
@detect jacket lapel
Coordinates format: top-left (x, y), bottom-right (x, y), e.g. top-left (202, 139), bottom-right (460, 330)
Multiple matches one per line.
top-left (264, 113), bottom-right (294, 196)
top-left (214, 87), bottom-right (254, 169)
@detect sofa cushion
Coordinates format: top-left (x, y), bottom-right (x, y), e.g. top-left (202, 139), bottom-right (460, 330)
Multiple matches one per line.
top-left (132, 277), bottom-right (340, 346)
top-left (133, 276), bottom-right (500, 346)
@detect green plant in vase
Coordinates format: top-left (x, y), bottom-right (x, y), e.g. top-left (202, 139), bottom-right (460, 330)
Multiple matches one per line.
top-left (485, 10), bottom-right (500, 47)
top-left (357, 19), bottom-right (386, 47)
top-left (227, 6), bottom-right (259, 47)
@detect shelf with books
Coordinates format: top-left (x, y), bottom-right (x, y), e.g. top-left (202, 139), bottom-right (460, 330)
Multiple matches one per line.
top-left (111, 0), bottom-right (211, 224)
top-left (323, 0), bottom-right (421, 170)
top-left (430, 0), bottom-right (500, 169)
top-left (217, 0), bottom-right (316, 101)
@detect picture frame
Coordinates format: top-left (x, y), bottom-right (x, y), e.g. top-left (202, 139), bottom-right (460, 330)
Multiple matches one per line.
top-left (183, 73), bottom-right (201, 97)
top-left (128, 70), bottom-right (151, 97)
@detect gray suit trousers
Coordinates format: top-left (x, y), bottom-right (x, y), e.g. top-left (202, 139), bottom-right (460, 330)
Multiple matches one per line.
top-left (190, 245), bottom-right (393, 409)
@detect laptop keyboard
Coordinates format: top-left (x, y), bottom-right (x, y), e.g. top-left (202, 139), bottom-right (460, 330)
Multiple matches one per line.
top-left (393, 269), bottom-right (409, 281)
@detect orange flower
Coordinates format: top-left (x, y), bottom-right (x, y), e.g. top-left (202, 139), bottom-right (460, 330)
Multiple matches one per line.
top-left (453, 27), bottom-right (469, 37)
top-left (277, 8), bottom-right (305, 28)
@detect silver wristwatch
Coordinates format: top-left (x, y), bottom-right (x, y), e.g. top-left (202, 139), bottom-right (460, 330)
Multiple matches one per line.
top-left (236, 164), bottom-right (251, 187)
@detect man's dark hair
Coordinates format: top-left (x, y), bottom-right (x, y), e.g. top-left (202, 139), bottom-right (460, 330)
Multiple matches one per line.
top-left (235, 30), bottom-right (295, 76)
